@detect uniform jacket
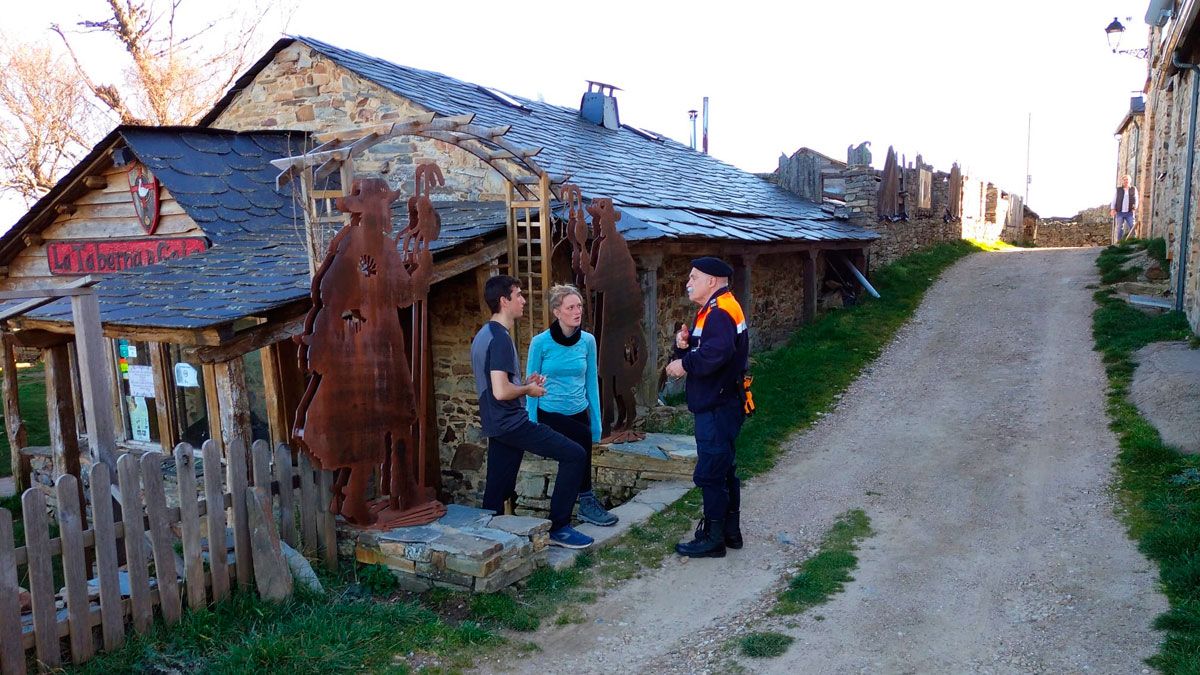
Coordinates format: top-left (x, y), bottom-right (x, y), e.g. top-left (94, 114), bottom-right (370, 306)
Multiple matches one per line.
top-left (674, 287), bottom-right (750, 414)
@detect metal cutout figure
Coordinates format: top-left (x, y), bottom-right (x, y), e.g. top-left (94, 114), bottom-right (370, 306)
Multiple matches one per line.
top-left (293, 172), bottom-right (445, 528)
top-left (568, 190), bottom-right (647, 443)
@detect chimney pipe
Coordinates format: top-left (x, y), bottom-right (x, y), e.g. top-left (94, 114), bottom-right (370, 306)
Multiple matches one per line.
top-left (702, 97), bottom-right (709, 154)
top-left (688, 109), bottom-right (698, 150)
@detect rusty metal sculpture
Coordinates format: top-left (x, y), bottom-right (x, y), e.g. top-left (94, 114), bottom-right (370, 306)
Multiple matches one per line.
top-left (567, 190), bottom-right (647, 444)
top-left (293, 171), bottom-right (446, 529)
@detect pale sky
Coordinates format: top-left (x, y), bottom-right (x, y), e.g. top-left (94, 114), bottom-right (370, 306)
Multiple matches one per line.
top-left (0, 0), bottom-right (1152, 227)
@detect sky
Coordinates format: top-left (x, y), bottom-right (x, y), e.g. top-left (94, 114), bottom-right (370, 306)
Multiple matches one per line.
top-left (0, 0), bottom-right (1154, 227)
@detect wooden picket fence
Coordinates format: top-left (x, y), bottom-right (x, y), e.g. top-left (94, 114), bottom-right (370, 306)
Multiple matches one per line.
top-left (0, 439), bottom-right (336, 673)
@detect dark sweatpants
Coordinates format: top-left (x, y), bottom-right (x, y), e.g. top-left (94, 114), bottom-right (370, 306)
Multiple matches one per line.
top-left (693, 399), bottom-right (744, 521)
top-left (537, 409), bottom-right (594, 493)
top-left (482, 419), bottom-right (586, 530)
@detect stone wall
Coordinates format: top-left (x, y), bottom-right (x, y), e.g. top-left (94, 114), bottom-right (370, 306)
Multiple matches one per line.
top-left (1028, 206), bottom-right (1112, 248)
top-left (749, 252), bottom-right (807, 350)
top-left (209, 42), bottom-right (506, 202)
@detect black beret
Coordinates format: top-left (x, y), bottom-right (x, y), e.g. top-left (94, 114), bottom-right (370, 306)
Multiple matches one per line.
top-left (691, 256), bottom-right (733, 278)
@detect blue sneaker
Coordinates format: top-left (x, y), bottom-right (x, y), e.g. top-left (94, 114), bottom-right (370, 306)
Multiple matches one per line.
top-left (549, 525), bottom-right (593, 549)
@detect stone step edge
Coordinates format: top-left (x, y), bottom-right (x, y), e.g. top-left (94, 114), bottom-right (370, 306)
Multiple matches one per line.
top-left (545, 481), bottom-right (693, 571)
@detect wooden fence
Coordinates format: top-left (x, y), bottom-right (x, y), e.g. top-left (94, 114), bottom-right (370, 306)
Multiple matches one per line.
top-left (0, 439), bottom-right (336, 673)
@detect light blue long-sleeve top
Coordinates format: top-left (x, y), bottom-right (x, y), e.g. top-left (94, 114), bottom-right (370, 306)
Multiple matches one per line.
top-left (525, 328), bottom-right (602, 443)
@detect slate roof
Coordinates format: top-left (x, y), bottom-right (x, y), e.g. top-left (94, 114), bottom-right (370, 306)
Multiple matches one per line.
top-left (3, 127), bottom-right (508, 329)
top-left (203, 36), bottom-right (877, 245)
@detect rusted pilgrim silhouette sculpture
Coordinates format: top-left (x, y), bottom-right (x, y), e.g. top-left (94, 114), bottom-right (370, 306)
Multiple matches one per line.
top-left (293, 168), bottom-right (446, 528)
top-left (565, 187), bottom-right (647, 443)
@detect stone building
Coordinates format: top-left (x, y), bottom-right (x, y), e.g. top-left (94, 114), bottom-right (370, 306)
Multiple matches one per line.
top-left (1133, 1), bottom-right (1200, 333)
top-left (0, 36), bottom-right (880, 514)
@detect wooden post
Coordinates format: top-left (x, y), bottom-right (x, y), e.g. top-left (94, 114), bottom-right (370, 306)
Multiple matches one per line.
top-left (70, 291), bottom-right (118, 473)
top-left (636, 253), bottom-right (663, 408)
top-left (259, 345), bottom-right (288, 447)
top-left (0, 333), bottom-right (27, 489)
top-left (732, 253), bottom-right (755, 325)
top-left (45, 344), bottom-right (83, 503)
top-left (802, 249), bottom-right (819, 325)
top-left (67, 342), bottom-right (86, 437)
top-left (214, 358), bottom-right (252, 457)
top-left (149, 343), bottom-right (178, 451)
top-left (201, 363), bottom-right (222, 447)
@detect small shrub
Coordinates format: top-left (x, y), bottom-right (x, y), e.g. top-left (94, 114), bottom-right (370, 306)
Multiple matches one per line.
top-left (740, 631), bottom-right (794, 658)
top-left (356, 562), bottom-right (399, 596)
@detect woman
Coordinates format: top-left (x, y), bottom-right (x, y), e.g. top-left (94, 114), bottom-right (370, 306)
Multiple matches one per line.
top-left (526, 284), bottom-right (619, 527)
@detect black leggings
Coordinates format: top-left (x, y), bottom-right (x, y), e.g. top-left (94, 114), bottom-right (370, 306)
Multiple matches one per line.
top-left (538, 409), bottom-right (594, 493)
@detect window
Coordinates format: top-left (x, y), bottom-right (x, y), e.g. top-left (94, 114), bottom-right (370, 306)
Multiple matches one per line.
top-left (169, 345), bottom-right (210, 447)
top-left (114, 338), bottom-right (159, 444)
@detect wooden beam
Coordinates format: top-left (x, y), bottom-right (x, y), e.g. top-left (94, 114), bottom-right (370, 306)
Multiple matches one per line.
top-left (70, 291), bottom-right (118, 473)
top-left (1, 333), bottom-right (28, 489)
top-left (213, 357), bottom-right (252, 456)
top-left (195, 315), bottom-right (305, 365)
top-left (83, 176), bottom-right (108, 189)
top-left (259, 344), bottom-right (289, 447)
top-left (54, 204), bottom-right (76, 217)
top-left (802, 249), bottom-right (818, 325)
top-left (637, 254), bottom-right (663, 408)
top-left (148, 343), bottom-right (178, 451)
top-left (45, 344), bottom-right (83, 502)
top-left (202, 364), bottom-right (222, 448)
top-left (12, 328), bottom-right (72, 349)
top-left (22, 234), bottom-right (43, 247)
top-left (732, 254), bottom-right (755, 327)
top-left (8, 317), bottom-right (227, 347)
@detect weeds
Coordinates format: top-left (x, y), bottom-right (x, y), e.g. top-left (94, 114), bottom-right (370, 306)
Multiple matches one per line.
top-left (739, 631), bottom-right (794, 658)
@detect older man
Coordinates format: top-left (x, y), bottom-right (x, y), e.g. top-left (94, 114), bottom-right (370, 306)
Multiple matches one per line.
top-left (1110, 174), bottom-right (1138, 242)
top-left (665, 256), bottom-right (750, 558)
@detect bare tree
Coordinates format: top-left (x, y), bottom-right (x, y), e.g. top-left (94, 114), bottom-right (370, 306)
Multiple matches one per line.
top-left (53, 0), bottom-right (276, 126)
top-left (0, 42), bottom-right (106, 203)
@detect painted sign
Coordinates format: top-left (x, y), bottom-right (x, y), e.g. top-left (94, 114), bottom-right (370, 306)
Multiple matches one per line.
top-left (47, 237), bottom-right (208, 275)
top-left (174, 362), bottom-right (199, 388)
top-left (127, 163), bottom-right (161, 234)
top-left (128, 396), bottom-right (151, 442)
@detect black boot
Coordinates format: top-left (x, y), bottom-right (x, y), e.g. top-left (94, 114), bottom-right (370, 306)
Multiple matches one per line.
top-left (725, 510), bottom-right (743, 549)
top-left (676, 518), bottom-right (726, 558)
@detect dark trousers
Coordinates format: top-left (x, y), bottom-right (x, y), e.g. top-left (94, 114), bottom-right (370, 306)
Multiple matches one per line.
top-left (537, 409), bottom-right (594, 493)
top-left (693, 399), bottom-right (744, 521)
top-left (482, 419), bottom-right (586, 530)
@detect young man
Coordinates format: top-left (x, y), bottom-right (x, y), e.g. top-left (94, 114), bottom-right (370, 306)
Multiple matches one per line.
top-left (665, 257), bottom-right (750, 558)
top-left (471, 275), bottom-right (594, 549)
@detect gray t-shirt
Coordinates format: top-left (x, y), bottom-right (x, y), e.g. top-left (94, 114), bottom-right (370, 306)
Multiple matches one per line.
top-left (471, 321), bottom-right (529, 436)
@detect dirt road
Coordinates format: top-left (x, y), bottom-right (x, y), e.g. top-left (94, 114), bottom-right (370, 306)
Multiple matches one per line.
top-left (483, 247), bottom-right (1165, 674)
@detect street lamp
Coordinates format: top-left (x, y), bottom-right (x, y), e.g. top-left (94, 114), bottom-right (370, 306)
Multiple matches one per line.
top-left (1106, 17), bottom-right (1149, 59)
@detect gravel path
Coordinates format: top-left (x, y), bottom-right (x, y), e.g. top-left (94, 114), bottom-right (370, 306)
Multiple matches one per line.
top-left (480, 247), bottom-right (1165, 674)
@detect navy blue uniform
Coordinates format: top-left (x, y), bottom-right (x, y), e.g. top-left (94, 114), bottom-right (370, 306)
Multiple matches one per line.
top-left (675, 287), bottom-right (750, 521)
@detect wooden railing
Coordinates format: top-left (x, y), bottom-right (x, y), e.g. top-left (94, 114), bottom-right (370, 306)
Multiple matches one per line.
top-left (0, 439), bottom-right (335, 673)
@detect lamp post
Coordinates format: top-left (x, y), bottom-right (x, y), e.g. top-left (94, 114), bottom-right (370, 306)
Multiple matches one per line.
top-left (1106, 17), bottom-right (1150, 59)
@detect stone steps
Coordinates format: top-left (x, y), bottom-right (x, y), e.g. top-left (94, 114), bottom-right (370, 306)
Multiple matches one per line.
top-left (545, 481), bottom-right (692, 570)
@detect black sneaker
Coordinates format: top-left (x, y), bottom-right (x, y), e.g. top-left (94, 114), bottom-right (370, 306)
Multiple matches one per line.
top-left (578, 493), bottom-right (619, 527)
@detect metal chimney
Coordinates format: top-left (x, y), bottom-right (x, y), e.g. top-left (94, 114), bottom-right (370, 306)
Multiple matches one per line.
top-left (702, 97), bottom-right (709, 154)
top-left (580, 81), bottom-right (622, 130)
top-left (688, 109), bottom-right (698, 149)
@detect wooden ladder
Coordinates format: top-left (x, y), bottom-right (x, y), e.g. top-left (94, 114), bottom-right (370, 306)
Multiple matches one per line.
top-left (506, 173), bottom-right (553, 346)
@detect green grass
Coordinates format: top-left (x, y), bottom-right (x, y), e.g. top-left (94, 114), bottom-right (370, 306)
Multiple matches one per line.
top-left (1091, 242), bottom-right (1197, 673)
top-left (69, 583), bottom-right (497, 674)
top-left (0, 364), bottom-right (49, 478)
top-left (1096, 239), bottom-right (1147, 284)
top-left (776, 509), bottom-right (873, 615)
top-left (739, 631), bottom-right (794, 658)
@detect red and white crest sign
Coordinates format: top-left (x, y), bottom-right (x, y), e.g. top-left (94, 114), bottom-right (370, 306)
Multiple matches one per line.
top-left (126, 163), bottom-right (161, 235)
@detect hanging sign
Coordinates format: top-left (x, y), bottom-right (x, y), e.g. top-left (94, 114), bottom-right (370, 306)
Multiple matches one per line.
top-left (127, 163), bottom-right (161, 234)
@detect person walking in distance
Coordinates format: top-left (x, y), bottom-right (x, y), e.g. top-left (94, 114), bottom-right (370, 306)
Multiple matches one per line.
top-left (526, 284), bottom-right (619, 527)
top-left (1110, 174), bottom-right (1138, 242)
top-left (665, 257), bottom-right (750, 558)
top-left (472, 276), bottom-right (593, 549)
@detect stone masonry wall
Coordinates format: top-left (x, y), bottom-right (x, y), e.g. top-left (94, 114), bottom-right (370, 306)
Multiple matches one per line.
top-left (1028, 206), bottom-right (1112, 248)
top-left (750, 252), bottom-right (806, 350)
top-left (209, 43), bottom-right (506, 201)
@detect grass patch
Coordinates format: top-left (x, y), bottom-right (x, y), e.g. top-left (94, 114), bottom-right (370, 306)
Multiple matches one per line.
top-left (776, 509), bottom-right (873, 615)
top-left (739, 631), bottom-right (794, 658)
top-left (0, 364), bottom-right (49, 479)
top-left (1090, 241), bottom-right (1197, 673)
top-left (1096, 239), bottom-right (1145, 284)
top-left (68, 585), bottom-right (497, 674)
